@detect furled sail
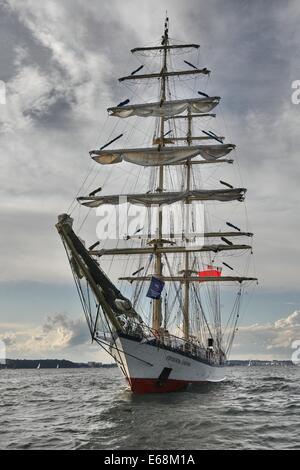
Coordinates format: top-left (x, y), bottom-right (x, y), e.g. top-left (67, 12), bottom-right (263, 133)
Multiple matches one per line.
top-left (107, 97), bottom-right (220, 118)
top-left (56, 214), bottom-right (142, 325)
top-left (78, 188), bottom-right (246, 208)
top-left (90, 144), bottom-right (236, 166)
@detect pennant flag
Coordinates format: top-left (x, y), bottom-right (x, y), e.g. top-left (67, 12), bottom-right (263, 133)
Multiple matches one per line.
top-left (198, 265), bottom-right (222, 277)
top-left (146, 276), bottom-right (165, 299)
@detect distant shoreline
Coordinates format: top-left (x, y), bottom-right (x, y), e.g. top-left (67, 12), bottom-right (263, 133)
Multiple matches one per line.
top-left (0, 359), bottom-right (296, 369)
top-left (0, 359), bottom-right (117, 369)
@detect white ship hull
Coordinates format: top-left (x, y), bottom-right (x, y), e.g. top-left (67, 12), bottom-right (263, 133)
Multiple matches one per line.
top-left (111, 334), bottom-right (226, 394)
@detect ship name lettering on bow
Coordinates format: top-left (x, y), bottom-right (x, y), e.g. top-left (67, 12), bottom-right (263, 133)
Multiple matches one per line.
top-left (166, 355), bottom-right (191, 366)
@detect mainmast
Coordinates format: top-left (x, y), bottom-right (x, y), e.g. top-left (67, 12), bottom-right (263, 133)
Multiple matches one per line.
top-left (183, 108), bottom-right (192, 340)
top-left (152, 16), bottom-right (169, 331)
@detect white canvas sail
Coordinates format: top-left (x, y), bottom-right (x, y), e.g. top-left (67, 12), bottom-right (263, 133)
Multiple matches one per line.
top-left (107, 97), bottom-right (220, 118)
top-left (78, 188), bottom-right (246, 208)
top-left (91, 144), bottom-right (236, 166)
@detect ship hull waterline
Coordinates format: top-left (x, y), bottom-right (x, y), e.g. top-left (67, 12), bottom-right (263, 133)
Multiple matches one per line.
top-left (110, 335), bottom-right (226, 394)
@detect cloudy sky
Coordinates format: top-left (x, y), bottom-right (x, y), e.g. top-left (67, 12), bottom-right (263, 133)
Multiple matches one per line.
top-left (1, 0), bottom-right (300, 362)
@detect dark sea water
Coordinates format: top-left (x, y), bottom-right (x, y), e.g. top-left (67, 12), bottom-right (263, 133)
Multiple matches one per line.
top-left (0, 366), bottom-right (299, 450)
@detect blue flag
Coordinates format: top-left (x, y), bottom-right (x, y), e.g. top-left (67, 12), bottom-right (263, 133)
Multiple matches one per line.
top-left (146, 276), bottom-right (165, 299)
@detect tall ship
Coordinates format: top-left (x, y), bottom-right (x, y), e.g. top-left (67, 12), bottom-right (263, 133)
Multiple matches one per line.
top-left (56, 18), bottom-right (257, 393)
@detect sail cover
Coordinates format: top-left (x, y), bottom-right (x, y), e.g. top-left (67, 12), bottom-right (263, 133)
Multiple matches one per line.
top-left (91, 144), bottom-right (235, 166)
top-left (78, 188), bottom-right (246, 208)
top-left (107, 97), bottom-right (220, 118)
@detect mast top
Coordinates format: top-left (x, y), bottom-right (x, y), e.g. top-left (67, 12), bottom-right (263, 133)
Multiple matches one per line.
top-left (131, 15), bottom-right (199, 54)
top-left (162, 15), bottom-right (169, 44)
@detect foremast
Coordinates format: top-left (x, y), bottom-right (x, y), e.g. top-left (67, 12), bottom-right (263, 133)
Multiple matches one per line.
top-left (141, 18), bottom-right (195, 339)
top-left (152, 16), bottom-right (169, 333)
top-left (132, 17), bottom-right (195, 339)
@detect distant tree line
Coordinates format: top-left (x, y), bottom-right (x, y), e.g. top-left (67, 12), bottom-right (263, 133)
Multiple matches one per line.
top-left (0, 359), bottom-right (117, 369)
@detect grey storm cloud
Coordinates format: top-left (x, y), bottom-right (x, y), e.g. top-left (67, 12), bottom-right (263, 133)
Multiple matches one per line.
top-left (42, 312), bottom-right (90, 347)
top-left (231, 310), bottom-right (300, 360)
top-left (0, 332), bottom-right (17, 347)
top-left (0, 312), bottom-right (91, 360)
top-left (6, 312), bottom-right (89, 349)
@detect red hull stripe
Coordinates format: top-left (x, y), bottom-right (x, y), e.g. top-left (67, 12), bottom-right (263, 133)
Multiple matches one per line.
top-left (128, 377), bottom-right (193, 394)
